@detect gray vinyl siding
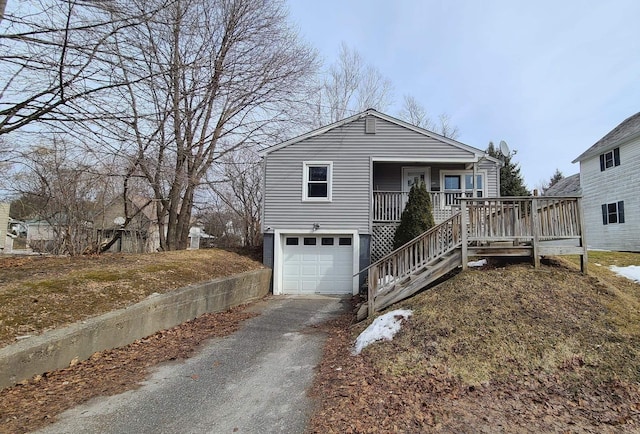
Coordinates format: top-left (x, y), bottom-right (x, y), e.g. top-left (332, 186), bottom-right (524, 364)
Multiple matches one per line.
top-left (580, 137), bottom-right (640, 251)
top-left (478, 159), bottom-right (500, 197)
top-left (264, 116), bottom-right (497, 234)
top-left (373, 163), bottom-right (403, 190)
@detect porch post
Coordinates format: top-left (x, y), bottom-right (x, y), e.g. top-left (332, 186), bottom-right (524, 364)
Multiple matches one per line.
top-left (531, 197), bottom-right (540, 268)
top-left (577, 197), bottom-right (588, 274)
top-left (461, 199), bottom-right (468, 270)
top-left (368, 267), bottom-right (377, 317)
top-left (472, 163), bottom-right (478, 198)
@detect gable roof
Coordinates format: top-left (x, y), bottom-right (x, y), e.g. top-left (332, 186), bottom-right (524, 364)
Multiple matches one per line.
top-left (543, 173), bottom-right (581, 196)
top-left (260, 109), bottom-right (502, 165)
top-left (572, 112), bottom-right (640, 163)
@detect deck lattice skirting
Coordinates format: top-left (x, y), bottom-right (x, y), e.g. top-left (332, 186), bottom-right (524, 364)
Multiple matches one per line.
top-left (371, 223), bottom-right (399, 262)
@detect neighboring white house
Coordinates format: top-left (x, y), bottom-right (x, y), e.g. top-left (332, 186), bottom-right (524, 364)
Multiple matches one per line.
top-left (572, 111), bottom-right (640, 252)
top-left (260, 109), bottom-right (503, 296)
top-left (0, 202), bottom-right (9, 253)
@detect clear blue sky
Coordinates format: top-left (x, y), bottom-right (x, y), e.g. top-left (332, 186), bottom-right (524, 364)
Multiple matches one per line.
top-left (287, 0), bottom-right (640, 189)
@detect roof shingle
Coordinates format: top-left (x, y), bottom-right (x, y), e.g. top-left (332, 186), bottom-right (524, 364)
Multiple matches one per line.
top-left (572, 112), bottom-right (640, 163)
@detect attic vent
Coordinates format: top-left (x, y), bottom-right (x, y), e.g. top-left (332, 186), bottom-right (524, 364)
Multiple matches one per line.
top-left (365, 117), bottom-right (376, 134)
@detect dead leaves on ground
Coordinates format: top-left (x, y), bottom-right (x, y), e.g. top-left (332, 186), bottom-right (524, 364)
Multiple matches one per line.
top-left (0, 306), bottom-right (256, 434)
top-left (307, 311), bottom-right (640, 434)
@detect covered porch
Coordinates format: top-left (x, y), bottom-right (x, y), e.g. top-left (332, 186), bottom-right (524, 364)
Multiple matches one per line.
top-left (371, 160), bottom-right (491, 261)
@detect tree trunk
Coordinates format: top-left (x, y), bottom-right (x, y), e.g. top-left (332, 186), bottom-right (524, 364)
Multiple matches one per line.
top-left (0, 0), bottom-right (7, 24)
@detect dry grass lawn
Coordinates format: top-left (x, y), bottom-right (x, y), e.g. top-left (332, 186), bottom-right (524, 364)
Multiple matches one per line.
top-left (0, 249), bottom-right (263, 348)
top-left (308, 253), bottom-right (640, 433)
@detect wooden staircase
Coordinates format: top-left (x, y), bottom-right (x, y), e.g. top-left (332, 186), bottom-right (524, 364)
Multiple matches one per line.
top-left (357, 196), bottom-right (588, 320)
top-left (357, 212), bottom-right (464, 320)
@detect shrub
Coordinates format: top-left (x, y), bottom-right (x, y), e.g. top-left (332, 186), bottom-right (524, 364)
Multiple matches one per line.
top-left (393, 182), bottom-right (435, 249)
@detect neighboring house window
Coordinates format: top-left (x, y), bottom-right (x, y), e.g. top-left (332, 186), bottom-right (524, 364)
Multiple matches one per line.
top-left (303, 161), bottom-right (332, 201)
top-left (601, 201), bottom-right (625, 225)
top-left (599, 148), bottom-right (620, 171)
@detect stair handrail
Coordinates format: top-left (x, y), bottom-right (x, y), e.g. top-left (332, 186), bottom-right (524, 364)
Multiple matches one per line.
top-left (362, 211), bottom-right (463, 317)
top-left (357, 210), bottom-right (463, 276)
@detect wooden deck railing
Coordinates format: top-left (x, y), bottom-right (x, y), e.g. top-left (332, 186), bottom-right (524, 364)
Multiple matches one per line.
top-left (364, 212), bottom-right (463, 315)
top-left (459, 196), bottom-right (586, 269)
top-left (361, 196), bottom-right (587, 317)
top-left (372, 191), bottom-right (466, 222)
top-left (460, 197), bottom-right (583, 240)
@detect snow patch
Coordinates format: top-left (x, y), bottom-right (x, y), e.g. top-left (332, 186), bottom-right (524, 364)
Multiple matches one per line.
top-left (352, 309), bottom-right (412, 355)
top-left (610, 265), bottom-right (640, 283)
top-left (467, 259), bottom-right (487, 267)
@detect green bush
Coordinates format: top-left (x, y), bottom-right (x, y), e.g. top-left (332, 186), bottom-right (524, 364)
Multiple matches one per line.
top-left (393, 182), bottom-right (435, 249)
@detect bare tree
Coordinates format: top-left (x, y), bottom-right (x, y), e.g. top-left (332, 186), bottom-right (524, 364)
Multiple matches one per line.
top-left (11, 139), bottom-right (115, 255)
top-left (0, 0), bottom-right (6, 24)
top-left (397, 95), bottom-right (460, 139)
top-left (207, 149), bottom-right (262, 247)
top-left (437, 113), bottom-right (460, 139)
top-left (99, 0), bottom-right (316, 251)
top-left (318, 43), bottom-right (393, 124)
top-left (398, 95), bottom-right (434, 129)
top-left (0, 0), bottom-right (169, 136)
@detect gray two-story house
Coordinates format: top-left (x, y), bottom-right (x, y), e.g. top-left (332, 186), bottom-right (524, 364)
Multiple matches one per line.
top-left (260, 109), bottom-right (503, 296)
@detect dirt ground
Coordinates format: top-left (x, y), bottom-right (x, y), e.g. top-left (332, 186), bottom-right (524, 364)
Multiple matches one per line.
top-left (307, 258), bottom-right (640, 433)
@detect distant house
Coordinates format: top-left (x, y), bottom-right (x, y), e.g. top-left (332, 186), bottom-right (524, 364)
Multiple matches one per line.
top-left (572, 112), bottom-right (640, 251)
top-left (93, 196), bottom-right (160, 253)
top-left (23, 196), bottom-right (161, 254)
top-left (0, 202), bottom-right (9, 253)
top-left (260, 109), bottom-right (503, 296)
top-left (543, 173), bottom-right (581, 196)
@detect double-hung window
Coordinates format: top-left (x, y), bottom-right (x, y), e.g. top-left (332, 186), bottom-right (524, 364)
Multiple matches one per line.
top-left (601, 201), bottom-right (625, 225)
top-left (303, 161), bottom-right (332, 201)
top-left (599, 148), bottom-right (620, 171)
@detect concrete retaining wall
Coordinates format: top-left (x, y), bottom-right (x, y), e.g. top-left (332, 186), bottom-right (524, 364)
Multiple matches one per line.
top-left (0, 268), bottom-right (271, 390)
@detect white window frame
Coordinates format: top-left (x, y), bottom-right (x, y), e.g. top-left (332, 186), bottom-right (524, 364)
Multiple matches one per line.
top-left (602, 201), bottom-right (625, 225)
top-left (440, 170), bottom-right (486, 197)
top-left (302, 161), bottom-right (333, 202)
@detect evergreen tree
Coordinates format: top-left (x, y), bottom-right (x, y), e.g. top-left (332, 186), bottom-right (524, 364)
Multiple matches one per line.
top-left (393, 182), bottom-right (435, 249)
top-left (546, 168), bottom-right (564, 190)
top-left (486, 142), bottom-right (530, 196)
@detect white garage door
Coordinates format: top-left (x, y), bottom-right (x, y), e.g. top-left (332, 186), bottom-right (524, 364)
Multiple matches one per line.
top-left (282, 235), bottom-right (353, 294)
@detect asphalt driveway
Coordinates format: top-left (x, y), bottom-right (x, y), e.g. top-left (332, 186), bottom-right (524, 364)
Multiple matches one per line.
top-left (36, 296), bottom-right (349, 434)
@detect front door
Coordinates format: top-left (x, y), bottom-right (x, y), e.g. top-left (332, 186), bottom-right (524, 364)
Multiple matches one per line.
top-left (402, 167), bottom-right (430, 193)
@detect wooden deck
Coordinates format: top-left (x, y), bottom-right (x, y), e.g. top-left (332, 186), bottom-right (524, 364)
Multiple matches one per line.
top-left (359, 196), bottom-right (587, 319)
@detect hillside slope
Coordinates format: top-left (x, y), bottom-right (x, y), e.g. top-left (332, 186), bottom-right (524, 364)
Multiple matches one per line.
top-left (309, 259), bottom-right (640, 433)
top-left (0, 250), bottom-right (263, 347)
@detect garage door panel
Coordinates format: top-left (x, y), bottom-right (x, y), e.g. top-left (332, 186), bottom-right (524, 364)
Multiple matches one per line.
top-left (281, 235), bottom-right (353, 295)
top-left (301, 265), bottom-right (318, 277)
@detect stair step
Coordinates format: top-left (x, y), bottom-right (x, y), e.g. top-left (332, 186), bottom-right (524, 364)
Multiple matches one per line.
top-left (373, 250), bottom-right (462, 313)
